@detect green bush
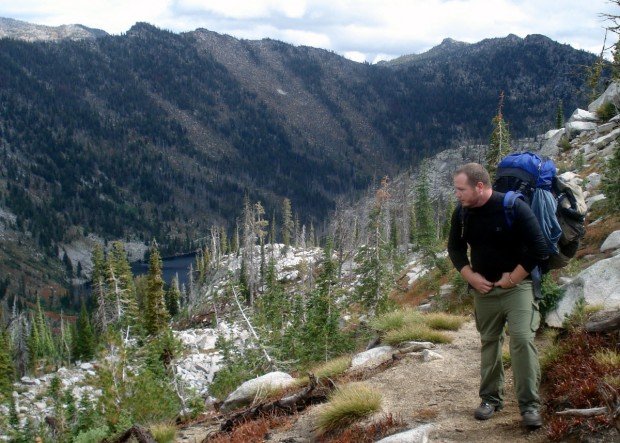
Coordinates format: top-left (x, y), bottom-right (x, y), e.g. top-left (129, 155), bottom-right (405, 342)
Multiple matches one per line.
top-left (596, 101), bottom-right (618, 121)
top-left (539, 274), bottom-right (564, 320)
top-left (383, 324), bottom-right (452, 345)
top-left (73, 426), bottom-right (110, 443)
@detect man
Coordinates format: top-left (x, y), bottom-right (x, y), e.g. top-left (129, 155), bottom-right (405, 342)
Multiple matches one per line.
top-left (447, 163), bottom-right (549, 428)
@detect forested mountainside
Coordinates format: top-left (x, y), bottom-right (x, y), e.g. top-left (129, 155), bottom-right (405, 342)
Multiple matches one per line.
top-left (0, 21), bottom-right (603, 299)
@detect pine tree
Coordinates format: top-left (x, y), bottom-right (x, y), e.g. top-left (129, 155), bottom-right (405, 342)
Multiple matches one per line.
top-left (603, 140), bottom-right (620, 213)
top-left (144, 241), bottom-right (170, 336)
top-left (486, 91), bottom-right (511, 179)
top-left (0, 330), bottom-right (15, 400)
top-left (415, 163), bottom-right (436, 258)
top-left (165, 274), bottom-right (181, 318)
top-left (91, 244), bottom-right (109, 334)
top-left (108, 242), bottom-right (138, 328)
top-left (555, 100), bottom-right (564, 129)
top-left (73, 304), bottom-right (96, 361)
top-left (281, 198), bottom-right (293, 248)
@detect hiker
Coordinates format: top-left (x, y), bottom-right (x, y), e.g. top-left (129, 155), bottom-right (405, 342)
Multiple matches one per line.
top-left (447, 162), bottom-right (549, 428)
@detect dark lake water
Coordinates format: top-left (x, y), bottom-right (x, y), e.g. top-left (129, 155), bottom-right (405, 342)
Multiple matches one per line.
top-left (131, 253), bottom-right (196, 289)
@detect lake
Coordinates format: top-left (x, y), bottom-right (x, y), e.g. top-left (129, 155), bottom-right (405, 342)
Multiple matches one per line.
top-left (131, 253), bottom-right (197, 289)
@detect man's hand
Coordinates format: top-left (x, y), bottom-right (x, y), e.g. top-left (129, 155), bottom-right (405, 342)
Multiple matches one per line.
top-left (466, 272), bottom-right (494, 294)
top-left (494, 272), bottom-right (516, 289)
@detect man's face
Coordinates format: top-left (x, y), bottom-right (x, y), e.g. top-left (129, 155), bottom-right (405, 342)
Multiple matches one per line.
top-left (454, 173), bottom-right (482, 208)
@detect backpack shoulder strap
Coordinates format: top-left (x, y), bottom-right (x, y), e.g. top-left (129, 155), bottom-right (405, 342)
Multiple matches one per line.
top-left (458, 204), bottom-right (469, 239)
top-left (503, 191), bottom-right (524, 229)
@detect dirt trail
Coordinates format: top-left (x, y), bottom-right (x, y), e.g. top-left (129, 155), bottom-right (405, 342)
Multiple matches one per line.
top-left (178, 319), bottom-right (549, 442)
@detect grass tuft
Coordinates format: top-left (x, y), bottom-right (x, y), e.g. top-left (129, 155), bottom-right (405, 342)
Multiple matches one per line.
top-left (423, 313), bottom-right (467, 331)
top-left (294, 355), bottom-right (352, 387)
top-left (593, 349), bottom-right (620, 368)
top-left (150, 422), bottom-right (177, 443)
top-left (383, 323), bottom-right (452, 346)
top-left (369, 308), bottom-right (423, 332)
top-left (316, 383), bottom-right (382, 434)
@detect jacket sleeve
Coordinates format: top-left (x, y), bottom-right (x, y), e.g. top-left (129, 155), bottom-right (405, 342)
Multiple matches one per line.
top-left (447, 205), bottom-right (470, 272)
top-left (514, 199), bottom-right (550, 272)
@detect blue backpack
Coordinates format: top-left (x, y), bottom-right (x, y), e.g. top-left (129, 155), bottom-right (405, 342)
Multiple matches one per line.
top-left (493, 152), bottom-right (571, 269)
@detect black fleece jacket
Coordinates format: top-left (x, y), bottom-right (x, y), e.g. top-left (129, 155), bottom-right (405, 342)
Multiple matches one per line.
top-left (447, 191), bottom-right (549, 283)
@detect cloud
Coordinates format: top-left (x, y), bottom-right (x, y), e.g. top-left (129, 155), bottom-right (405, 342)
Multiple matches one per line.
top-left (0, 0), bottom-right (615, 60)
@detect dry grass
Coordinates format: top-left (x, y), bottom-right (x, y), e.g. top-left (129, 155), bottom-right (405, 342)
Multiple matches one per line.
top-left (593, 349), bottom-right (620, 368)
top-left (208, 415), bottom-right (291, 443)
top-left (321, 413), bottom-right (405, 443)
top-left (369, 308), bottom-right (423, 332)
top-left (150, 422), bottom-right (177, 443)
top-left (315, 383), bottom-right (382, 435)
top-left (423, 313), bottom-right (467, 331)
top-left (411, 407), bottom-right (439, 421)
top-left (294, 355), bottom-right (353, 387)
top-left (383, 323), bottom-right (452, 346)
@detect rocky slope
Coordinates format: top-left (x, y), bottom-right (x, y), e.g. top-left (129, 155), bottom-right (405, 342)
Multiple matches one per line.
top-left (0, 17), bottom-right (107, 41)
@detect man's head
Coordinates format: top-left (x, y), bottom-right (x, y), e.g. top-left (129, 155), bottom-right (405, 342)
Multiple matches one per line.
top-left (453, 163), bottom-right (493, 208)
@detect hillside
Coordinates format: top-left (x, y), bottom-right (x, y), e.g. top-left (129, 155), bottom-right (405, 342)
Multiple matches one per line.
top-left (0, 20), bottom-right (604, 301)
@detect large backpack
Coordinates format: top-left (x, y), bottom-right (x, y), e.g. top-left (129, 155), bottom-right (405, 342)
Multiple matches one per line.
top-left (493, 152), bottom-right (586, 271)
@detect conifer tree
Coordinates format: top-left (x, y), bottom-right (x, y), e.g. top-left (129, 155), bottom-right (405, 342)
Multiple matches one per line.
top-left (144, 241), bottom-right (169, 336)
top-left (91, 244), bottom-right (109, 334)
top-left (555, 100), bottom-right (564, 129)
top-left (414, 163), bottom-right (436, 258)
top-left (73, 304), bottom-right (95, 361)
top-left (355, 179), bottom-right (392, 314)
top-left (0, 330), bottom-right (15, 400)
top-left (486, 91), bottom-right (511, 179)
top-left (603, 140), bottom-right (620, 213)
top-left (108, 242), bottom-right (138, 328)
top-left (165, 274), bottom-right (181, 318)
top-left (281, 198), bottom-right (293, 248)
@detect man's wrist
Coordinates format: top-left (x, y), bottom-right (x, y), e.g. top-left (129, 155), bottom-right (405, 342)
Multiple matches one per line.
top-left (507, 273), bottom-right (516, 285)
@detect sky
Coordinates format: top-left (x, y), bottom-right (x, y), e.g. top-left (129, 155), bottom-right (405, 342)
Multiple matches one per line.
top-left (0, 0), bottom-right (617, 63)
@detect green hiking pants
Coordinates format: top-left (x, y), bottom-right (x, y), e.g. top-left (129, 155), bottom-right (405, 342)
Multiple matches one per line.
top-left (473, 281), bottom-right (541, 414)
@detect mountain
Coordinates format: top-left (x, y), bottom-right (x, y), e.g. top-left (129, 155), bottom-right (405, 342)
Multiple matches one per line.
top-left (0, 20), bottom-right (604, 300)
top-left (0, 17), bottom-right (107, 41)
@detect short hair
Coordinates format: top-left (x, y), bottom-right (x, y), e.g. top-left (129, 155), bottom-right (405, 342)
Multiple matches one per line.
top-left (454, 163), bottom-right (491, 188)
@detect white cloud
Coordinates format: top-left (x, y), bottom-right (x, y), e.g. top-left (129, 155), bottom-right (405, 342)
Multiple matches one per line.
top-left (343, 51), bottom-right (366, 62)
top-left (0, 0), bottom-right (615, 60)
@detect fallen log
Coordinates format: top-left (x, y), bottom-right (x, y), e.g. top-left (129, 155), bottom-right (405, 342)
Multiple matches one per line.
top-left (556, 407), bottom-right (607, 417)
top-left (218, 373), bottom-right (333, 433)
top-left (585, 310), bottom-right (620, 333)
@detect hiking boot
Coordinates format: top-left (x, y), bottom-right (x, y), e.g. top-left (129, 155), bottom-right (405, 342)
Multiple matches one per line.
top-left (522, 411), bottom-right (543, 428)
top-left (474, 402), bottom-right (501, 420)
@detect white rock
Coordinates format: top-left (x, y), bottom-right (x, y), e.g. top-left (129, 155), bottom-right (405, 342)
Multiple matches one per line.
top-left (591, 128), bottom-right (620, 150)
top-left (568, 108), bottom-right (599, 123)
top-left (540, 128), bottom-right (566, 157)
top-left (596, 122), bottom-right (618, 135)
top-left (417, 303), bottom-right (433, 312)
top-left (586, 194), bottom-right (606, 209)
top-left (34, 401), bottom-right (47, 411)
top-left (546, 254), bottom-right (620, 327)
top-left (566, 121), bottom-right (597, 135)
top-left (601, 230), bottom-right (620, 252)
top-left (375, 424), bottom-right (434, 443)
top-left (588, 81), bottom-right (620, 112)
top-left (20, 376), bottom-right (39, 386)
top-left (221, 371), bottom-right (295, 412)
top-left (79, 362), bottom-right (94, 370)
top-left (398, 341), bottom-right (435, 353)
top-left (422, 349), bottom-right (443, 362)
top-left (586, 173), bottom-right (601, 190)
top-left (350, 346), bottom-right (395, 371)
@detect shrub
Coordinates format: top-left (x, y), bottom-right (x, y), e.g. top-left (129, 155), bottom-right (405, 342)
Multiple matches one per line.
top-left (596, 101), bottom-right (618, 121)
top-left (315, 383), bottom-right (382, 434)
top-left (539, 274), bottom-right (564, 320)
top-left (559, 136), bottom-right (572, 152)
top-left (383, 324), bottom-right (452, 346)
top-left (73, 426), bottom-right (110, 443)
